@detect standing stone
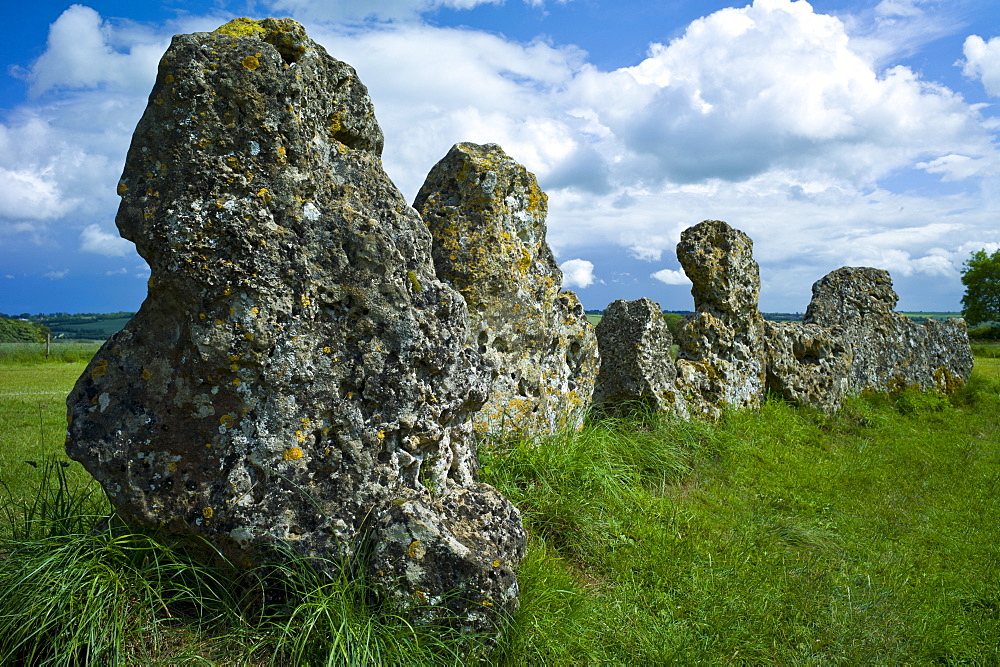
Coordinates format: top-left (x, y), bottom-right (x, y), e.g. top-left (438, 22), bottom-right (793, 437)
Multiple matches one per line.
top-left (763, 321), bottom-right (852, 412)
top-left (65, 18), bottom-right (524, 634)
top-left (673, 220), bottom-right (767, 418)
top-left (803, 267), bottom-right (972, 393)
top-left (414, 142), bottom-right (598, 436)
top-left (924, 318), bottom-right (974, 393)
top-left (592, 298), bottom-right (686, 416)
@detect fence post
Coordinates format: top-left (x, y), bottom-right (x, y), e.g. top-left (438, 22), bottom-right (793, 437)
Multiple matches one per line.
top-left (46, 333), bottom-right (51, 358)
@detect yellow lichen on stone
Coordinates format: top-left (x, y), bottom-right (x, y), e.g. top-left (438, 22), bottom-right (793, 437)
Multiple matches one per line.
top-left (284, 447), bottom-right (304, 460)
top-left (241, 55), bottom-right (260, 70)
top-left (91, 359), bottom-right (109, 379)
top-left (213, 18), bottom-right (268, 39)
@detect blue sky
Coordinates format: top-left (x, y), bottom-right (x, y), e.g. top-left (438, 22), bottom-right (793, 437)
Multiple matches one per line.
top-left (2, 0), bottom-right (999, 315)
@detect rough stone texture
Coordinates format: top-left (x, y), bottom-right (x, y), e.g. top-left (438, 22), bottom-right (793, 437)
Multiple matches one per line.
top-left (763, 321), bottom-right (852, 412)
top-left (368, 483), bottom-right (526, 632)
top-left (592, 298), bottom-right (685, 415)
top-left (804, 267), bottom-right (973, 393)
top-left (414, 142), bottom-right (598, 435)
top-left (923, 318), bottom-right (974, 393)
top-left (65, 18), bottom-right (524, 633)
top-left (673, 220), bottom-right (767, 418)
top-left (589, 225), bottom-right (972, 419)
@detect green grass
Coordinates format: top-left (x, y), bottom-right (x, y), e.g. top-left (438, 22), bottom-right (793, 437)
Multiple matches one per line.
top-left (972, 340), bottom-right (1000, 359)
top-left (479, 378), bottom-right (1000, 663)
top-left (0, 340), bottom-right (103, 363)
top-left (0, 360), bottom-right (99, 505)
top-left (0, 468), bottom-right (479, 665)
top-left (1, 353), bottom-right (999, 663)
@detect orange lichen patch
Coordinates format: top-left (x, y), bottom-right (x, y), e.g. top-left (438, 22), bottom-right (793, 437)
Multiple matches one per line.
top-left (283, 447), bottom-right (304, 461)
top-left (202, 507), bottom-right (214, 519)
top-left (408, 540), bottom-right (425, 559)
top-left (91, 359), bottom-right (109, 379)
top-left (219, 414), bottom-right (235, 428)
top-left (241, 55), bottom-right (260, 71)
top-left (141, 369), bottom-right (152, 380)
top-left (117, 182), bottom-right (128, 195)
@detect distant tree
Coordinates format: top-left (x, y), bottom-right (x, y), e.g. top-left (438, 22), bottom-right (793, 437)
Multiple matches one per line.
top-left (961, 248), bottom-right (1000, 326)
top-left (662, 312), bottom-right (685, 339)
top-left (0, 318), bottom-right (48, 343)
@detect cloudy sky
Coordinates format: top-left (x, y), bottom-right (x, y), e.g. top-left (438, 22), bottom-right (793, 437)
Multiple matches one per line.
top-left (1, 0), bottom-right (999, 315)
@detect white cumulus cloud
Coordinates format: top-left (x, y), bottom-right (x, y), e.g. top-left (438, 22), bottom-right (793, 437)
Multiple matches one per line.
top-left (80, 224), bottom-right (132, 256)
top-left (560, 258), bottom-right (595, 288)
top-left (26, 5), bottom-right (167, 97)
top-left (962, 35), bottom-right (1000, 97)
top-left (571, 0), bottom-right (990, 187)
top-left (651, 268), bottom-right (690, 285)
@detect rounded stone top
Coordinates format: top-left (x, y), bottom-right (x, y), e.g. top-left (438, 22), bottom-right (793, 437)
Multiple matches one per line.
top-left (804, 266), bottom-right (898, 325)
top-left (212, 18), bottom-right (309, 64)
top-left (676, 219), bottom-right (760, 319)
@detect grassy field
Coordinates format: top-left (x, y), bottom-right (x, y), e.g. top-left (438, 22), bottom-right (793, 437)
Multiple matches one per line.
top-left (0, 340), bottom-right (103, 364)
top-left (0, 360), bottom-right (99, 500)
top-left (1, 351), bottom-right (998, 663)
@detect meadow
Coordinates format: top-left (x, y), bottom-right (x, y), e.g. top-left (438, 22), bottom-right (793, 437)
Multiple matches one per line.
top-left (0, 346), bottom-right (997, 663)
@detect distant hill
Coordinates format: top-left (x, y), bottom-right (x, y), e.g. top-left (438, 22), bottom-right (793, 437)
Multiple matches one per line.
top-left (0, 312), bottom-right (136, 340)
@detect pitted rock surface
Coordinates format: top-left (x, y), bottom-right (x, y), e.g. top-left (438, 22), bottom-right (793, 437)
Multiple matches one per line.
top-left (65, 18), bottom-right (524, 633)
top-left (804, 267), bottom-right (972, 393)
top-left (592, 298), bottom-right (685, 415)
top-left (763, 321), bottom-right (851, 412)
top-left (369, 483), bottom-right (526, 633)
top-left (674, 220), bottom-right (767, 417)
top-left (414, 142), bottom-right (598, 435)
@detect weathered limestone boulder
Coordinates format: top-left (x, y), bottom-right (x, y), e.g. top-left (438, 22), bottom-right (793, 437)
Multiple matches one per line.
top-left (673, 220), bottom-right (767, 417)
top-left (803, 267), bottom-right (972, 393)
top-left (65, 18), bottom-right (524, 633)
top-left (924, 318), bottom-right (974, 393)
top-left (592, 298), bottom-right (686, 415)
top-left (414, 142), bottom-right (598, 436)
top-left (763, 321), bottom-right (852, 412)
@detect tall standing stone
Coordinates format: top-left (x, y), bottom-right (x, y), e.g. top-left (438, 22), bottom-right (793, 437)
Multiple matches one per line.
top-left (673, 220), bottom-right (767, 417)
top-left (414, 142), bottom-right (598, 436)
top-left (65, 18), bottom-right (524, 633)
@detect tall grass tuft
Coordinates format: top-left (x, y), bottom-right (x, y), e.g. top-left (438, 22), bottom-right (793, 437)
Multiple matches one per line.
top-left (0, 459), bottom-right (495, 665)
